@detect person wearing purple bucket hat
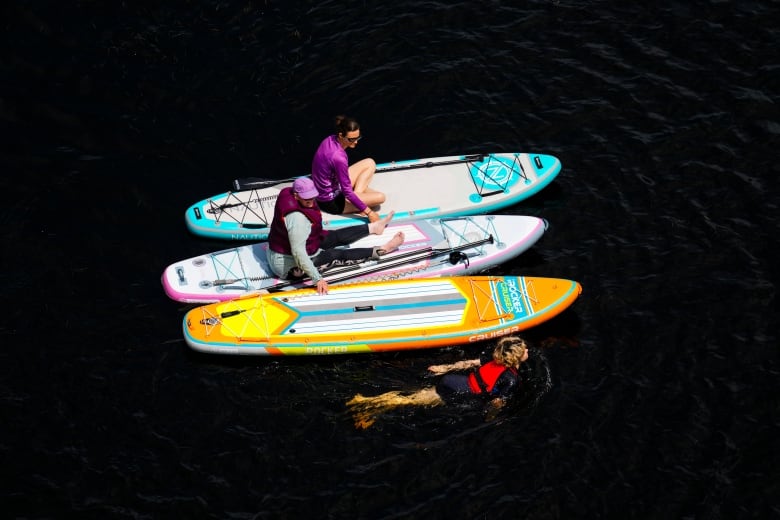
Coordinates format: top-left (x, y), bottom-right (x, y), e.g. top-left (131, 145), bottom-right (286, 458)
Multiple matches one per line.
top-left (267, 177), bottom-right (404, 295)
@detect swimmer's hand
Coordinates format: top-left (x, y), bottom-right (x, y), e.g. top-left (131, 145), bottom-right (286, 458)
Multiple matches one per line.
top-left (427, 364), bottom-right (451, 376)
top-left (483, 397), bottom-right (505, 422)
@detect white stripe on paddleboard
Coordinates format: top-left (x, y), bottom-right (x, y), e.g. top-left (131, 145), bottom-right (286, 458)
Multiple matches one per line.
top-left (279, 282), bottom-right (469, 333)
top-left (287, 309), bottom-right (466, 334)
top-left (277, 282), bottom-right (463, 311)
top-left (290, 292), bottom-right (465, 316)
top-left (519, 276), bottom-right (536, 315)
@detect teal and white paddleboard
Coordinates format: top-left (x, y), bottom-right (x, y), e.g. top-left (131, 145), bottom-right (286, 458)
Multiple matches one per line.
top-left (184, 152), bottom-right (561, 240)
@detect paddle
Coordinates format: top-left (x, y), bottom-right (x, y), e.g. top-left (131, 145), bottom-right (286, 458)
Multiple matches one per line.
top-left (210, 235), bottom-right (494, 291)
top-left (197, 308), bottom-right (247, 324)
top-left (211, 244), bottom-right (439, 287)
top-left (264, 235), bottom-right (494, 293)
top-left (232, 154), bottom-right (486, 191)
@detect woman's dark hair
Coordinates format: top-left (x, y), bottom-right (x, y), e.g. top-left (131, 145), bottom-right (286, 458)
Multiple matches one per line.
top-left (334, 115), bottom-right (360, 136)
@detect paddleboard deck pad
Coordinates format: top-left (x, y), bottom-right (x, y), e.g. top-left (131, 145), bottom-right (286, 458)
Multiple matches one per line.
top-left (163, 215), bottom-right (547, 303)
top-left (185, 152), bottom-right (561, 240)
top-left (182, 275), bottom-right (582, 356)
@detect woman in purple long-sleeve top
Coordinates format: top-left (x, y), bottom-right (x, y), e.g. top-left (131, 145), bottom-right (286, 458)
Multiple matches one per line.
top-left (310, 115), bottom-right (385, 223)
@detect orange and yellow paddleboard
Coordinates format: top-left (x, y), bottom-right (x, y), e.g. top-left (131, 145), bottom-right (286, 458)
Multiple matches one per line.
top-left (182, 275), bottom-right (582, 356)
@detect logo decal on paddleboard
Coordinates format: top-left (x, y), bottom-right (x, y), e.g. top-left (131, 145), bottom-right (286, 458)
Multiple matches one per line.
top-left (496, 277), bottom-right (526, 316)
top-left (469, 156), bottom-right (519, 192)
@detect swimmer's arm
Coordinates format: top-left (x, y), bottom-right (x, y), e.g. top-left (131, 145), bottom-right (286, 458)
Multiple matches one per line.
top-left (427, 359), bottom-right (480, 375)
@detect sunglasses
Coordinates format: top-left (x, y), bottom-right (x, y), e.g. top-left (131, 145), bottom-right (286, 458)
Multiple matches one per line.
top-left (344, 135), bottom-right (362, 143)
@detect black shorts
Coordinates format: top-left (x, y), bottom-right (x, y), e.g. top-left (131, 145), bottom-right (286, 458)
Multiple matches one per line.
top-left (317, 192), bottom-right (346, 215)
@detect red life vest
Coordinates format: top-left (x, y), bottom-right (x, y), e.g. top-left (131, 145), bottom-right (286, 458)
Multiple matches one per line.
top-left (268, 187), bottom-right (327, 256)
top-left (467, 361), bottom-right (517, 394)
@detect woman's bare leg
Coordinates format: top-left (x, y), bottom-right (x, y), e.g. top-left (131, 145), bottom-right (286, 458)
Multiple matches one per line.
top-left (348, 158), bottom-right (377, 193)
top-left (344, 158), bottom-right (386, 212)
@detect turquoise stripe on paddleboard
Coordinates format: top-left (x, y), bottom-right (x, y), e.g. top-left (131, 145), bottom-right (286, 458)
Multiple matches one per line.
top-left (290, 296), bottom-right (468, 317)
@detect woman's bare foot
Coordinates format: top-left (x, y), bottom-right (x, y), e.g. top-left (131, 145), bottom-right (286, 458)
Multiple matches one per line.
top-left (367, 210), bottom-right (395, 235)
top-left (376, 232), bottom-right (404, 256)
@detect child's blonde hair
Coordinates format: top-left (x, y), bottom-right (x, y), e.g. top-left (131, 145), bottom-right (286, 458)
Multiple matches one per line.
top-left (493, 336), bottom-right (528, 368)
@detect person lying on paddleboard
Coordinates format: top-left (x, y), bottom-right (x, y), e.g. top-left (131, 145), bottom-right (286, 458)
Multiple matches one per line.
top-left (267, 177), bottom-right (404, 295)
top-left (346, 336), bottom-right (530, 429)
top-left (311, 115), bottom-right (385, 223)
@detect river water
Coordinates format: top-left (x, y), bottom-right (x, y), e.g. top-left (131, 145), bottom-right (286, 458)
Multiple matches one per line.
top-left (3, 1), bottom-right (778, 518)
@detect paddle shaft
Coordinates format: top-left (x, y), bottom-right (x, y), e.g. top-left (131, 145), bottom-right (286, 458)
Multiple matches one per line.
top-left (232, 154), bottom-right (486, 190)
top-left (213, 244), bottom-right (440, 286)
top-left (266, 235), bottom-right (493, 292)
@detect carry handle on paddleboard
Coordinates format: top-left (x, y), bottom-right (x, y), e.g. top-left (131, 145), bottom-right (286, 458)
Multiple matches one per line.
top-left (232, 154), bottom-right (486, 191)
top-left (264, 235), bottom-right (493, 293)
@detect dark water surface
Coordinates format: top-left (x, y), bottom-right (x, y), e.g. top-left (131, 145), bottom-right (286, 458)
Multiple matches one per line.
top-left (3, 1), bottom-right (778, 518)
